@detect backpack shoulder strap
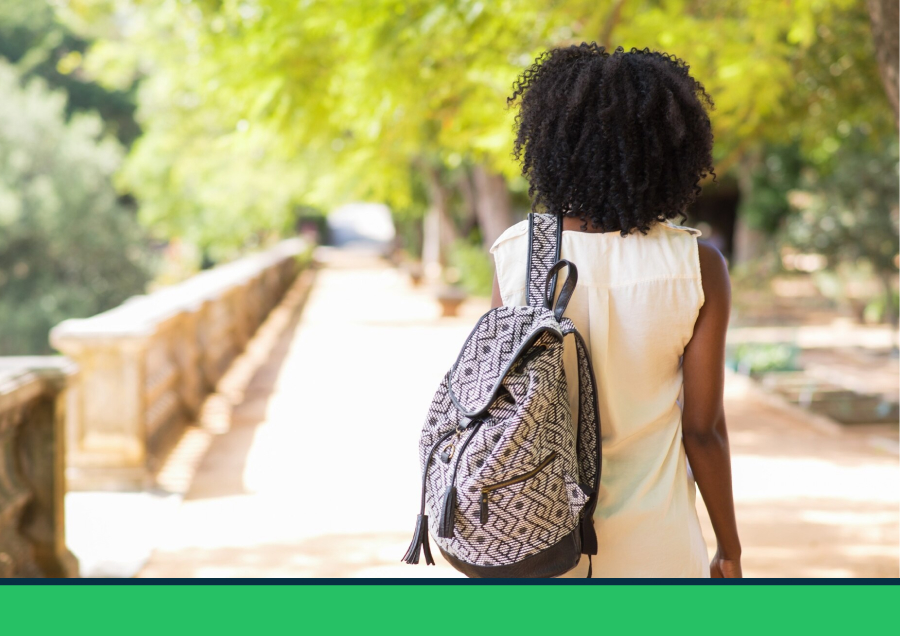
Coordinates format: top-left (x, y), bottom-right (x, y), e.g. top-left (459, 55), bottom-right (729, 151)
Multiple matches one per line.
top-left (560, 318), bottom-right (601, 556)
top-left (526, 213), bottom-right (562, 307)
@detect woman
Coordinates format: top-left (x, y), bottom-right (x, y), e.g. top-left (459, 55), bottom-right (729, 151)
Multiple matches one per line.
top-left (490, 45), bottom-right (742, 578)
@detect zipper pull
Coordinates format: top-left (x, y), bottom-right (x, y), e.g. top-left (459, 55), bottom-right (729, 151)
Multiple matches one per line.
top-left (441, 426), bottom-right (465, 463)
top-left (480, 491), bottom-right (489, 525)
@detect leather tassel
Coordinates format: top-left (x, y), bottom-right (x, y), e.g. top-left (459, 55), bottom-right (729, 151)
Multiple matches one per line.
top-left (401, 514), bottom-right (435, 565)
top-left (437, 486), bottom-right (458, 539)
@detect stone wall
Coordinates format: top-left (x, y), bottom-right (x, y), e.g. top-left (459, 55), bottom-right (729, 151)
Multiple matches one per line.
top-left (51, 238), bottom-right (308, 490)
top-left (0, 358), bottom-right (78, 577)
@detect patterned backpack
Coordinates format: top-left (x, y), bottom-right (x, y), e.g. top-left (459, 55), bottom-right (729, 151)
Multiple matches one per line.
top-left (403, 213), bottom-right (602, 578)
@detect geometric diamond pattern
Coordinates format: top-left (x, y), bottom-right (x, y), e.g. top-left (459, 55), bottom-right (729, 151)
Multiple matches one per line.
top-left (414, 212), bottom-right (601, 572)
top-left (447, 306), bottom-right (562, 415)
top-left (527, 213), bottom-right (561, 307)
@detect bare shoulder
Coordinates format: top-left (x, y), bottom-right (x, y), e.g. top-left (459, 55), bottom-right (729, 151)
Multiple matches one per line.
top-left (684, 241), bottom-right (731, 361)
top-left (697, 241), bottom-right (731, 313)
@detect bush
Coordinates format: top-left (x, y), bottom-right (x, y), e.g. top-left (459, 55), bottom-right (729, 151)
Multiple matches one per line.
top-left (727, 343), bottom-right (801, 375)
top-left (0, 62), bottom-right (152, 354)
top-left (448, 240), bottom-right (494, 297)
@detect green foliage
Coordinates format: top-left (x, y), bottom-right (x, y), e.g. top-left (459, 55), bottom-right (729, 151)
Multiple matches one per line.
top-left (58, 0), bottom-right (896, 253)
top-left (0, 62), bottom-right (152, 354)
top-left (784, 132), bottom-right (899, 323)
top-left (603, 0), bottom-right (893, 165)
top-left (727, 342), bottom-right (801, 375)
top-left (739, 144), bottom-right (806, 234)
top-left (785, 132), bottom-right (899, 276)
top-left (864, 290), bottom-right (900, 324)
top-left (448, 239), bottom-right (494, 297)
top-left (0, 0), bottom-right (139, 146)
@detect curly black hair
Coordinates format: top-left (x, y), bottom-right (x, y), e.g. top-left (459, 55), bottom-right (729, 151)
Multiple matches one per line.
top-left (509, 44), bottom-right (715, 235)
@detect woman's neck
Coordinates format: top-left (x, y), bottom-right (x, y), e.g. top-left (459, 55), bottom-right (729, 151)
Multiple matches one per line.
top-left (561, 216), bottom-right (612, 234)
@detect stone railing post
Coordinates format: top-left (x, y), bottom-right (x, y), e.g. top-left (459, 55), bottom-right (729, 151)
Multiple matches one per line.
top-left (54, 337), bottom-right (149, 489)
top-left (172, 310), bottom-right (203, 419)
top-left (0, 358), bottom-right (79, 578)
top-left (50, 238), bottom-right (306, 490)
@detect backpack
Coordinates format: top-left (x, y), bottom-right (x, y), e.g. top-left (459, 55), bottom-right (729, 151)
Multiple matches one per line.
top-left (402, 212), bottom-right (602, 578)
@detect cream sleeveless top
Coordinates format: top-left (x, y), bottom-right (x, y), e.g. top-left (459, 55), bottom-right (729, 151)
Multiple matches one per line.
top-left (490, 219), bottom-right (710, 578)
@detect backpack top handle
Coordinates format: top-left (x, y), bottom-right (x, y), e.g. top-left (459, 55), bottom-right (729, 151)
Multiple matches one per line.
top-left (543, 259), bottom-right (578, 322)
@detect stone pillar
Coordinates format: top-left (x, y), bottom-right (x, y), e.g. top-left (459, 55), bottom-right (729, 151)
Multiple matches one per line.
top-left (50, 336), bottom-right (150, 490)
top-left (0, 359), bottom-right (79, 578)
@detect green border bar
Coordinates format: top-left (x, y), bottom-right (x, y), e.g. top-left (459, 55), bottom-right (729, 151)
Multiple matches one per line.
top-left (4, 585), bottom-right (898, 634)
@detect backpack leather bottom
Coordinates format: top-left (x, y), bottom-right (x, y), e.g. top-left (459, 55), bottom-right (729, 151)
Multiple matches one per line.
top-left (438, 527), bottom-right (582, 578)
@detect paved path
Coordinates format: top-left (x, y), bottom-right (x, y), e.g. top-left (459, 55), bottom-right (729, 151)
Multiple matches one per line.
top-left (140, 250), bottom-right (898, 578)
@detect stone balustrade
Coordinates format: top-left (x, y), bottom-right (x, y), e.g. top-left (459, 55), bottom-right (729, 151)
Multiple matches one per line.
top-left (50, 238), bottom-right (308, 490)
top-left (0, 358), bottom-right (78, 577)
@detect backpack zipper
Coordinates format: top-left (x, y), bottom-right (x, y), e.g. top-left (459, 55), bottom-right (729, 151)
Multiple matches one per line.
top-left (512, 344), bottom-right (547, 373)
top-left (420, 428), bottom-right (461, 510)
top-left (479, 451), bottom-right (558, 525)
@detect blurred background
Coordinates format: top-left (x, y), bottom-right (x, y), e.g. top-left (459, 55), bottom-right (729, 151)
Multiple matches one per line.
top-left (0, 0), bottom-right (897, 578)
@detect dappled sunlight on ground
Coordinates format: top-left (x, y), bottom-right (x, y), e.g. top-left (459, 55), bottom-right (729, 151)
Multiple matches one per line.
top-left (696, 376), bottom-right (898, 578)
top-left (730, 455), bottom-right (898, 502)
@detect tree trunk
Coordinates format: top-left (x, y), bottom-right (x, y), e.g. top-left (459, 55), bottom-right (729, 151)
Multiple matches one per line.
top-left (599, 0), bottom-right (626, 48)
top-left (456, 169), bottom-right (479, 238)
top-left (867, 0), bottom-right (899, 126)
top-left (732, 151), bottom-right (765, 265)
top-left (421, 166), bottom-right (456, 275)
top-left (472, 166), bottom-right (514, 251)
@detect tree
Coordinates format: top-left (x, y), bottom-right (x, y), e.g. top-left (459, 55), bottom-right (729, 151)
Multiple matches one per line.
top-left (59, 1), bottom-right (558, 257)
top-left (62, 0), bottom-right (896, 256)
top-left (595, 0), bottom-right (894, 169)
top-left (0, 0), bottom-right (139, 146)
top-left (784, 133), bottom-right (899, 324)
top-left (866, 0), bottom-right (899, 124)
top-left (0, 62), bottom-right (151, 354)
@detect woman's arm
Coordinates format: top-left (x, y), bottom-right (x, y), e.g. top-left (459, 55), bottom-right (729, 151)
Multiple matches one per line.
top-left (681, 242), bottom-right (743, 578)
